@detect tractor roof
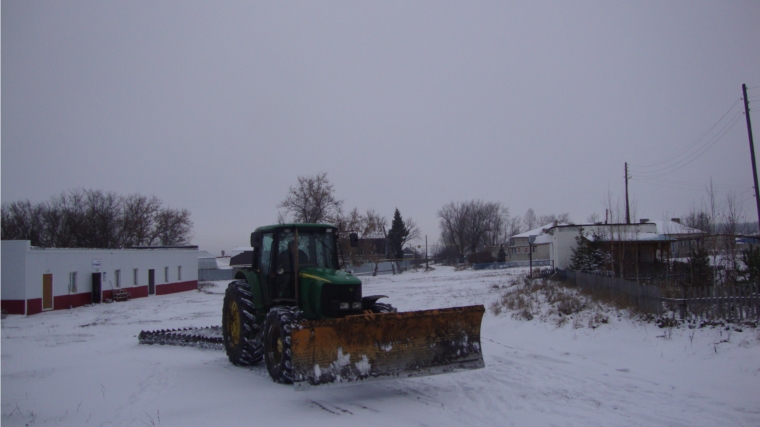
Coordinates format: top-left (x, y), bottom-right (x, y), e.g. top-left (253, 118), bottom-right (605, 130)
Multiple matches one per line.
top-left (254, 223), bottom-right (337, 233)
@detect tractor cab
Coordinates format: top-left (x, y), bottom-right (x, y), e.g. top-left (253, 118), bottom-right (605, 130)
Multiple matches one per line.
top-left (248, 224), bottom-right (363, 320)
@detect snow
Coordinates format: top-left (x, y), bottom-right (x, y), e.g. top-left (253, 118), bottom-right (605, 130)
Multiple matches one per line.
top-left (2, 267), bottom-right (759, 426)
top-left (511, 223), bottom-right (567, 239)
top-left (650, 220), bottom-right (703, 235)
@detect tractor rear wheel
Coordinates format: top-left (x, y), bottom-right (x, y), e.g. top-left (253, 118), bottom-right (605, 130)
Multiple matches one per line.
top-left (263, 306), bottom-right (302, 383)
top-left (222, 281), bottom-right (262, 366)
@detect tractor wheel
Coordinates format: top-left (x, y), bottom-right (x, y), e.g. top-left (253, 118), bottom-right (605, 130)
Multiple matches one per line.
top-left (263, 306), bottom-right (302, 384)
top-left (370, 302), bottom-right (397, 313)
top-left (222, 281), bottom-right (262, 366)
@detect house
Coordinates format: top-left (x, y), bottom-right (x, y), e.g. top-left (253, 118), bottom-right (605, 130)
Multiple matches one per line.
top-left (649, 219), bottom-right (704, 258)
top-left (544, 222), bottom-right (674, 274)
top-left (230, 250), bottom-right (253, 267)
top-left (198, 250), bottom-right (235, 281)
top-left (507, 223), bottom-right (566, 262)
top-left (1, 240), bottom-right (198, 316)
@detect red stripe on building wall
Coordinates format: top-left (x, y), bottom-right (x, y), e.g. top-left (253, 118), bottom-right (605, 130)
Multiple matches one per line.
top-left (53, 293), bottom-right (92, 309)
top-left (1, 300), bottom-right (26, 315)
top-left (4, 283), bottom-right (191, 317)
top-left (129, 286), bottom-right (149, 298)
top-left (155, 280), bottom-right (198, 295)
top-left (27, 299), bottom-right (42, 316)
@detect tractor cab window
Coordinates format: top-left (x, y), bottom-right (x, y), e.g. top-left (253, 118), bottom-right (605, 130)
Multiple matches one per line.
top-left (259, 233), bottom-right (274, 276)
top-left (275, 229), bottom-right (338, 272)
top-left (276, 230), bottom-right (309, 274)
top-left (303, 231), bottom-right (337, 270)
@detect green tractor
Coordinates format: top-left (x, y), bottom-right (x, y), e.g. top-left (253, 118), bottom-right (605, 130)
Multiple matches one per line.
top-left (222, 223), bottom-right (485, 389)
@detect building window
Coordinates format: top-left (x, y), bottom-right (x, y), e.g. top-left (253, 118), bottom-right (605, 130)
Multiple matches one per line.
top-left (115, 270), bottom-right (121, 288)
top-left (164, 266), bottom-right (169, 283)
top-left (133, 268), bottom-right (139, 286)
top-left (69, 272), bottom-right (78, 293)
top-left (177, 265), bottom-right (182, 281)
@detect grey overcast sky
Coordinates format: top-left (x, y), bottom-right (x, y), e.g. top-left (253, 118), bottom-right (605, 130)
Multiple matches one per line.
top-left (3, 1), bottom-right (760, 255)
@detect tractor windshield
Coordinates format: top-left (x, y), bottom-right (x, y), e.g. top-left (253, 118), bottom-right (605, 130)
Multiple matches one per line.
top-left (295, 229), bottom-right (338, 270)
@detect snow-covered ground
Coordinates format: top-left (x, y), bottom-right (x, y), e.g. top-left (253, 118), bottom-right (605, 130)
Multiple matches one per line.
top-left (2, 266), bottom-right (759, 426)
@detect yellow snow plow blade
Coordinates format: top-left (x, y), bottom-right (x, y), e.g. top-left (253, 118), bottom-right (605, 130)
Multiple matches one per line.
top-left (290, 305), bottom-right (485, 390)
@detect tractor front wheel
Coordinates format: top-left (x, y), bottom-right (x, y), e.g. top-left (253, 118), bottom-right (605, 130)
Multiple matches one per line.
top-left (222, 281), bottom-right (262, 366)
top-left (263, 306), bottom-right (302, 383)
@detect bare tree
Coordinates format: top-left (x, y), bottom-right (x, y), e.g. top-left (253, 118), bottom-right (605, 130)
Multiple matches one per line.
top-left (586, 212), bottom-right (602, 224)
top-left (335, 208), bottom-right (385, 238)
top-left (506, 216), bottom-right (522, 238)
top-left (721, 192), bottom-right (744, 285)
top-left (438, 200), bottom-right (504, 253)
top-left (538, 213), bottom-right (572, 226)
top-left (523, 208), bottom-right (537, 230)
top-left (336, 208), bottom-right (387, 265)
top-left (403, 217), bottom-right (421, 246)
top-left (119, 194), bottom-right (162, 247)
top-left (1, 189), bottom-right (193, 248)
top-left (278, 172), bottom-right (343, 224)
top-left (150, 208), bottom-right (193, 246)
top-left (683, 209), bottom-right (712, 233)
top-left (0, 200), bottom-right (45, 245)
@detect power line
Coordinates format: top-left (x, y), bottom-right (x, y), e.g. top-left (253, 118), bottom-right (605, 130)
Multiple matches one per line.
top-left (629, 98), bottom-right (743, 170)
top-left (629, 112), bottom-right (744, 178)
top-left (631, 177), bottom-right (752, 194)
top-left (631, 176), bottom-right (750, 192)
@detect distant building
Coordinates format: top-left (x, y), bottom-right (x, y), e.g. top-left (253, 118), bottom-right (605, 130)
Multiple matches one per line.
top-left (2, 240), bottom-right (198, 316)
top-left (649, 219), bottom-right (704, 258)
top-left (507, 223), bottom-right (565, 262)
top-left (198, 250), bottom-right (235, 281)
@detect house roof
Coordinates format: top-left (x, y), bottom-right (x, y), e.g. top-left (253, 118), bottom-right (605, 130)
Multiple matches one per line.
top-left (588, 232), bottom-right (674, 242)
top-left (511, 223), bottom-right (568, 239)
top-left (532, 234), bottom-right (554, 245)
top-left (649, 220), bottom-right (703, 235)
top-left (198, 251), bottom-right (216, 259)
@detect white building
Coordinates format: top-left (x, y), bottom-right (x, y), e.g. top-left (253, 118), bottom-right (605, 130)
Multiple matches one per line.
top-left (1, 240), bottom-right (198, 316)
top-left (508, 223), bottom-right (567, 261)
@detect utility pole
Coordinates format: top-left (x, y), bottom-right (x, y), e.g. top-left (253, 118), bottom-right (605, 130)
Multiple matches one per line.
top-left (425, 235), bottom-right (429, 271)
top-left (625, 162), bottom-right (631, 224)
top-left (743, 83), bottom-right (760, 229)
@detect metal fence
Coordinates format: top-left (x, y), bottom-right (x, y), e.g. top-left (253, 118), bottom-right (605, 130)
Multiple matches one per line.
top-left (198, 268), bottom-right (235, 281)
top-left (348, 260), bottom-right (413, 276)
top-left (472, 260), bottom-right (552, 270)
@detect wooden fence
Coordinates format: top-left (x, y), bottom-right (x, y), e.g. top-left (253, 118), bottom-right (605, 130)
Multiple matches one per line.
top-left (663, 284), bottom-right (760, 322)
top-left (557, 270), bottom-right (760, 321)
top-left (569, 271), bottom-right (664, 315)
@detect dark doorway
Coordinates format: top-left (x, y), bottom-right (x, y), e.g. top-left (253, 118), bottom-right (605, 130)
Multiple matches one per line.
top-left (148, 269), bottom-right (155, 295)
top-left (91, 272), bottom-right (102, 303)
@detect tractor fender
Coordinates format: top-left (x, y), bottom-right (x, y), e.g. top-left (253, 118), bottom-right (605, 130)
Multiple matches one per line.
top-left (361, 295), bottom-right (388, 309)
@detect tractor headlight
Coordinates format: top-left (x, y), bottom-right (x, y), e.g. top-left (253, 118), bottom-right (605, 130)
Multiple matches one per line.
top-left (339, 302), bottom-right (350, 310)
top-left (352, 302), bottom-right (362, 310)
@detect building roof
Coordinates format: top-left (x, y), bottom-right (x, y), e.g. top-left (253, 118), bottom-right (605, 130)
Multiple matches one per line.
top-left (649, 220), bottom-right (703, 235)
top-left (511, 223), bottom-right (568, 239)
top-left (198, 251), bottom-right (216, 259)
top-left (533, 234), bottom-right (554, 245)
top-left (588, 232), bottom-right (674, 242)
top-left (254, 223), bottom-right (338, 232)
